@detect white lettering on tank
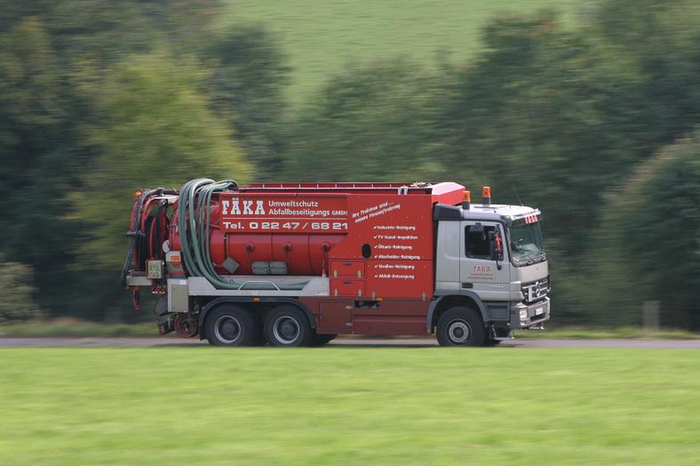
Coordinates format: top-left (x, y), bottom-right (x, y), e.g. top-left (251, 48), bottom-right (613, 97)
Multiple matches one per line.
top-left (232, 200), bottom-right (242, 215)
top-left (254, 200), bottom-right (265, 215)
top-left (243, 200), bottom-right (254, 215)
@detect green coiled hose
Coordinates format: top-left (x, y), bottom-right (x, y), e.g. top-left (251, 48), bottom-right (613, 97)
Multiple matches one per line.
top-left (177, 178), bottom-right (241, 289)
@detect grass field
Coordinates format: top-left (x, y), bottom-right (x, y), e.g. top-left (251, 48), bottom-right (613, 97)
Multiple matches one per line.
top-left (225, 0), bottom-right (578, 101)
top-left (1, 348), bottom-right (699, 465)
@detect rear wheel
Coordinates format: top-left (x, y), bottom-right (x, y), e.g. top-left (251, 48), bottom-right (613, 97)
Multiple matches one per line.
top-left (264, 305), bottom-right (313, 347)
top-left (205, 305), bottom-right (259, 346)
top-left (436, 307), bottom-right (486, 347)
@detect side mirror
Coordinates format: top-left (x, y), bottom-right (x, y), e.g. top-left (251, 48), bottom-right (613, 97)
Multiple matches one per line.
top-left (489, 232), bottom-right (504, 262)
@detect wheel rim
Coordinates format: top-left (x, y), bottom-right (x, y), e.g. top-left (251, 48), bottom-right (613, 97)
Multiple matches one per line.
top-left (175, 314), bottom-right (198, 338)
top-left (273, 315), bottom-right (300, 344)
top-left (214, 316), bottom-right (242, 344)
top-left (447, 319), bottom-right (472, 344)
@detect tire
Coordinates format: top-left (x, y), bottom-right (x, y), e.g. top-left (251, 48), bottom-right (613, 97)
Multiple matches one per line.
top-left (436, 307), bottom-right (486, 347)
top-left (311, 333), bottom-right (338, 346)
top-left (264, 305), bottom-right (313, 347)
top-left (485, 338), bottom-right (503, 347)
top-left (205, 305), bottom-right (259, 346)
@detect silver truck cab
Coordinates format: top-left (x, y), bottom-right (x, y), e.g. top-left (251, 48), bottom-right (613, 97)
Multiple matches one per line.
top-left (433, 201), bottom-right (551, 335)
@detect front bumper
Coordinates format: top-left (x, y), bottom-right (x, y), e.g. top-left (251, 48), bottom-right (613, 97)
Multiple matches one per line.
top-left (510, 297), bottom-right (550, 328)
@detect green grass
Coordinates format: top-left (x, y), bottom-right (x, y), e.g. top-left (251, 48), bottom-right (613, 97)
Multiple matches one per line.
top-left (225, 0), bottom-right (578, 101)
top-left (0, 319), bottom-right (159, 338)
top-left (1, 348), bottom-right (699, 465)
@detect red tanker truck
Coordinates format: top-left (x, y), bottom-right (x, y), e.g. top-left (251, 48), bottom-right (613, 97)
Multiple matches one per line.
top-left (122, 179), bottom-right (550, 346)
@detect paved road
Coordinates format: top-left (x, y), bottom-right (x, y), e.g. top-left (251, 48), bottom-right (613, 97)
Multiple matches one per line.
top-left (1, 337), bottom-right (699, 348)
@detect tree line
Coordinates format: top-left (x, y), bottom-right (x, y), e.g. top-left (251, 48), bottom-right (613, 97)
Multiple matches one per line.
top-left (1, 0), bottom-right (699, 329)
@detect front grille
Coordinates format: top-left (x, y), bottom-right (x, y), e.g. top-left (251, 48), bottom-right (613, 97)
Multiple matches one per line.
top-left (522, 277), bottom-right (549, 304)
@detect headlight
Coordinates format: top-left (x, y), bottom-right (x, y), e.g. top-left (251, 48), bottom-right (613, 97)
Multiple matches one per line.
top-left (519, 310), bottom-right (529, 320)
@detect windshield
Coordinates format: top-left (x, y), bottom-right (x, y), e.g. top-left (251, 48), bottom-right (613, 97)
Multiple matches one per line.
top-left (509, 222), bottom-right (545, 266)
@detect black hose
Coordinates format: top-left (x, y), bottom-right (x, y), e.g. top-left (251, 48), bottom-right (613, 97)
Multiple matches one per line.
top-left (152, 200), bottom-right (167, 260)
top-left (119, 188), bottom-right (177, 287)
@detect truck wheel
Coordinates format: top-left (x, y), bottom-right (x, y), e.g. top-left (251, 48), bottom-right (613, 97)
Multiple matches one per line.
top-left (205, 305), bottom-right (259, 346)
top-left (264, 305), bottom-right (312, 347)
top-left (311, 333), bottom-right (338, 346)
top-left (436, 307), bottom-right (486, 347)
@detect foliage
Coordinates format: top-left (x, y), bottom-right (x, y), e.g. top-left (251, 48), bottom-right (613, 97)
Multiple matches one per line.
top-left (0, 1), bottom-right (280, 319)
top-left (72, 54), bottom-right (250, 268)
top-left (0, 255), bottom-right (43, 323)
top-left (595, 0), bottom-right (700, 139)
top-left (0, 18), bottom-right (65, 253)
top-left (284, 61), bottom-right (456, 182)
top-left (436, 12), bottom-right (663, 258)
top-left (0, 16), bottom-right (93, 317)
top-left (201, 26), bottom-right (291, 176)
top-left (607, 136), bottom-right (700, 329)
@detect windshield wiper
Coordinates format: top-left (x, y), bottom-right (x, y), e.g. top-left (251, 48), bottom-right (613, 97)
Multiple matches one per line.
top-left (516, 253), bottom-right (536, 265)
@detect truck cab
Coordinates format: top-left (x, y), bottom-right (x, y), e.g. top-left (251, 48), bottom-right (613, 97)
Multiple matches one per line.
top-left (432, 189), bottom-right (550, 343)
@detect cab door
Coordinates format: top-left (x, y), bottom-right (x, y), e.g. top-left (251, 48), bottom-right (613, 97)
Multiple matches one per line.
top-left (459, 221), bottom-right (511, 301)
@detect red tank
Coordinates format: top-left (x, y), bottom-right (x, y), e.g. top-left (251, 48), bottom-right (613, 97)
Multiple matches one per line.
top-left (168, 182), bottom-right (465, 299)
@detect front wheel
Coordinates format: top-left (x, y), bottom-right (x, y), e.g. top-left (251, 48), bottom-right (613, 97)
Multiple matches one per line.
top-left (436, 307), bottom-right (486, 347)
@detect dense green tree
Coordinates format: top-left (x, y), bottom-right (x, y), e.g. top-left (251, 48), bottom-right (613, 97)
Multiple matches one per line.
top-left (0, 2), bottom-right (171, 320)
top-left (436, 12), bottom-right (660, 258)
top-left (72, 54), bottom-right (250, 268)
top-left (283, 61), bottom-right (462, 182)
top-left (0, 18), bottom-right (61, 189)
top-left (604, 136), bottom-right (700, 329)
top-left (0, 17), bottom-right (91, 316)
top-left (201, 26), bottom-right (291, 177)
top-left (0, 0), bottom-right (225, 61)
top-left (595, 0), bottom-right (700, 140)
top-left (0, 254), bottom-right (43, 323)
top-left (0, 1), bottom-right (273, 319)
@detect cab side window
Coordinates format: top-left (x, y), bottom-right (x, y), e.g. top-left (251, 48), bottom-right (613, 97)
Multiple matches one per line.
top-left (465, 225), bottom-right (496, 260)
